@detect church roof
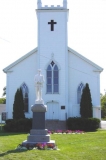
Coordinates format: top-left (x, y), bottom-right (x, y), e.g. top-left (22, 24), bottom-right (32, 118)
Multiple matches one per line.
top-left (68, 47), bottom-right (103, 72)
top-left (3, 47), bottom-right (103, 73)
top-left (3, 48), bottom-right (38, 73)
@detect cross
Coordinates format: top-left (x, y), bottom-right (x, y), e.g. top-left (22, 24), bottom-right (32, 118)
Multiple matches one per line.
top-left (48, 20), bottom-right (57, 31)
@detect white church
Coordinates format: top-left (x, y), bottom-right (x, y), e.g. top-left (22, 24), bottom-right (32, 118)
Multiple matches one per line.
top-left (3, 0), bottom-right (103, 121)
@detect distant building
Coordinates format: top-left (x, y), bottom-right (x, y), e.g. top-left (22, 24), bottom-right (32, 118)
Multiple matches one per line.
top-left (0, 104), bottom-right (6, 122)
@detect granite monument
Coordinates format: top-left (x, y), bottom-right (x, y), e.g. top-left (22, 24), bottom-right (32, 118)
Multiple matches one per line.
top-left (22, 69), bottom-right (55, 146)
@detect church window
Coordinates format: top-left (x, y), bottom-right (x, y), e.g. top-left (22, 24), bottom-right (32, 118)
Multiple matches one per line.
top-left (53, 65), bottom-right (59, 93)
top-left (21, 83), bottom-right (29, 112)
top-left (47, 65), bottom-right (52, 93)
top-left (46, 63), bottom-right (59, 94)
top-left (77, 83), bottom-right (84, 104)
top-left (51, 61), bottom-right (55, 67)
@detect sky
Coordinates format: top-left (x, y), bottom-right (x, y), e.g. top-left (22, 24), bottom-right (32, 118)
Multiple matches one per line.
top-left (0, 0), bottom-right (106, 97)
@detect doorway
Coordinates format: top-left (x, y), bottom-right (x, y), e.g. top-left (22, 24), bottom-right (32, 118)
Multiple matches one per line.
top-left (46, 102), bottom-right (59, 120)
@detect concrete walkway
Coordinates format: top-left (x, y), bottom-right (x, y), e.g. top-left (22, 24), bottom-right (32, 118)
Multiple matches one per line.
top-left (101, 121), bottom-right (106, 129)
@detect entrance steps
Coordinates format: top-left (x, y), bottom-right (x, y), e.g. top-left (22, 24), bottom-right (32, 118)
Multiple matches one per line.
top-left (45, 120), bottom-right (67, 131)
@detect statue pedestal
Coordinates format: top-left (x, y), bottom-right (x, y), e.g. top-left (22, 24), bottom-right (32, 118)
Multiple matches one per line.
top-left (22, 104), bottom-right (55, 146)
top-left (31, 104), bottom-right (47, 129)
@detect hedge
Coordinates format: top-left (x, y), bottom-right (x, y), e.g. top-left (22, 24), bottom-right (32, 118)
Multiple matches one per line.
top-left (66, 117), bottom-right (100, 131)
top-left (4, 117), bottom-right (100, 132)
top-left (4, 118), bottom-right (32, 132)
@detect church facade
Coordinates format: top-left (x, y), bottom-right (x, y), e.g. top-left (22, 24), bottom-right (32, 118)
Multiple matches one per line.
top-left (3, 0), bottom-right (103, 121)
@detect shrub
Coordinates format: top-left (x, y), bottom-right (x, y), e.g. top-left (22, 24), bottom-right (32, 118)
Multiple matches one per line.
top-left (13, 88), bottom-right (25, 120)
top-left (0, 98), bottom-right (6, 104)
top-left (4, 118), bottom-right (32, 132)
top-left (66, 117), bottom-right (100, 131)
top-left (80, 83), bottom-right (93, 118)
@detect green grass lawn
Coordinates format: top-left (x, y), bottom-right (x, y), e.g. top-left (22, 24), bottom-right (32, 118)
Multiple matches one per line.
top-left (0, 129), bottom-right (106, 160)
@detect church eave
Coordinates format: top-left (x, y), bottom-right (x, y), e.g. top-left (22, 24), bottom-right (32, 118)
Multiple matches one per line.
top-left (68, 47), bottom-right (103, 72)
top-left (3, 48), bottom-right (38, 73)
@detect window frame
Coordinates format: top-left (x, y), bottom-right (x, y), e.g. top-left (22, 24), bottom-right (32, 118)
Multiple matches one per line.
top-left (21, 83), bottom-right (29, 113)
top-left (77, 83), bottom-right (84, 104)
top-left (46, 63), bottom-right (59, 94)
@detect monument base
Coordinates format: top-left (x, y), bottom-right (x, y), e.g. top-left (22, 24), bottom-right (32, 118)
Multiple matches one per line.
top-left (22, 129), bottom-right (55, 146)
top-left (22, 140), bottom-right (55, 147)
top-left (28, 129), bottom-right (50, 142)
top-left (22, 129), bottom-right (55, 147)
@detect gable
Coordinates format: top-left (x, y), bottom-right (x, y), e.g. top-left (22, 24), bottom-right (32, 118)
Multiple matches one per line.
top-left (3, 48), bottom-right (38, 73)
top-left (68, 47), bottom-right (103, 73)
top-left (3, 46), bottom-right (103, 74)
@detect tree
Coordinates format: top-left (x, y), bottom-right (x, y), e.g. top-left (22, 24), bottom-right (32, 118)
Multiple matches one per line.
top-left (80, 83), bottom-right (93, 118)
top-left (2, 87), bottom-right (6, 97)
top-left (101, 94), bottom-right (106, 118)
top-left (13, 88), bottom-right (25, 119)
top-left (0, 98), bottom-right (6, 104)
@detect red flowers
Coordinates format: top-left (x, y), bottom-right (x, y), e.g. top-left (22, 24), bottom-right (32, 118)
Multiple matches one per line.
top-left (48, 130), bottom-right (84, 134)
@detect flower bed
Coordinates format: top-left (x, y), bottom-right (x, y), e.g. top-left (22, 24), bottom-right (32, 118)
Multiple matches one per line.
top-left (48, 130), bottom-right (84, 134)
top-left (15, 130), bottom-right (84, 151)
top-left (16, 143), bottom-right (58, 151)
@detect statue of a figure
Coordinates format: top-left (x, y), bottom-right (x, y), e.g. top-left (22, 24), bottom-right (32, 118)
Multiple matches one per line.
top-left (34, 69), bottom-right (44, 102)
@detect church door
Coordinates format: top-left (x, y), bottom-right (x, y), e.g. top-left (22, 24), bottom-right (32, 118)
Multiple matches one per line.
top-left (46, 102), bottom-right (59, 120)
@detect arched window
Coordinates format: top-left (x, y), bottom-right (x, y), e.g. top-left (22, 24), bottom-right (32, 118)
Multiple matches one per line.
top-left (77, 83), bottom-right (84, 104)
top-left (46, 62), bottom-right (59, 94)
top-left (47, 65), bottom-right (52, 93)
top-left (53, 65), bottom-right (59, 93)
top-left (21, 83), bottom-right (29, 112)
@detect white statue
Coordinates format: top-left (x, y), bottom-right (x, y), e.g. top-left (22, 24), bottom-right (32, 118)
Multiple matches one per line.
top-left (34, 69), bottom-right (44, 103)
